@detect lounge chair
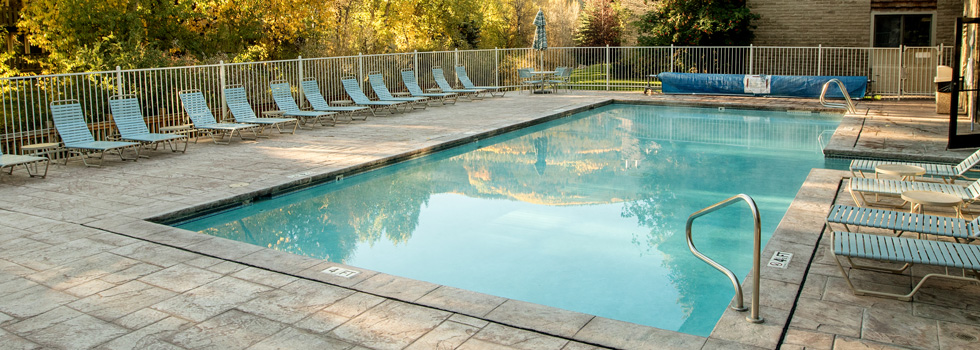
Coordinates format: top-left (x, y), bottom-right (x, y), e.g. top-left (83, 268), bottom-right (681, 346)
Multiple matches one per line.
top-left (0, 147), bottom-right (48, 178)
top-left (49, 99), bottom-right (141, 167)
top-left (223, 85), bottom-right (299, 135)
top-left (431, 66), bottom-right (484, 100)
top-left (454, 64), bottom-right (506, 97)
top-left (400, 68), bottom-right (457, 105)
top-left (832, 230), bottom-right (980, 300)
top-left (269, 81), bottom-right (339, 127)
top-left (826, 204), bottom-right (978, 240)
top-left (546, 67), bottom-right (573, 93)
top-left (848, 176), bottom-right (980, 207)
top-left (108, 94), bottom-right (189, 153)
top-left (850, 149), bottom-right (980, 183)
top-left (300, 78), bottom-right (370, 121)
top-left (367, 71), bottom-right (427, 110)
top-left (340, 76), bottom-right (410, 114)
top-left (518, 68), bottom-right (545, 94)
top-left (177, 89), bottom-right (261, 144)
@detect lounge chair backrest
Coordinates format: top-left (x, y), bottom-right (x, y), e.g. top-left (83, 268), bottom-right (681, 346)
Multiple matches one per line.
top-left (177, 90), bottom-right (218, 127)
top-left (270, 82), bottom-right (302, 113)
top-left (108, 95), bottom-right (151, 138)
top-left (401, 68), bottom-right (425, 95)
top-left (553, 67), bottom-right (566, 76)
top-left (340, 77), bottom-right (371, 104)
top-left (432, 66), bottom-right (453, 90)
top-left (518, 68), bottom-right (532, 79)
top-left (223, 86), bottom-right (258, 121)
top-left (49, 100), bottom-right (96, 146)
top-left (953, 148), bottom-right (980, 175)
top-left (967, 179), bottom-right (980, 200)
top-left (367, 72), bottom-right (396, 100)
top-left (561, 67), bottom-right (573, 78)
top-left (454, 65), bottom-right (476, 88)
top-left (300, 79), bottom-right (331, 110)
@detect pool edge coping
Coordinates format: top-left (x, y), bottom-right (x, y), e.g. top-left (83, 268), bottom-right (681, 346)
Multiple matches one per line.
top-left (90, 98), bottom-right (848, 350)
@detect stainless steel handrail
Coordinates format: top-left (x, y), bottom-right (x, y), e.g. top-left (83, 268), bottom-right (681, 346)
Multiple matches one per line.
top-left (685, 194), bottom-right (764, 323)
top-left (819, 79), bottom-right (858, 114)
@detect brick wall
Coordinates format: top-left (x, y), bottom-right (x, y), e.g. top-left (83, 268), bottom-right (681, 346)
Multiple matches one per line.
top-left (748, 0), bottom-right (962, 47)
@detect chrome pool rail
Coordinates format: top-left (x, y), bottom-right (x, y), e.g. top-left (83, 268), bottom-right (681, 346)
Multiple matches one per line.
top-left (819, 79), bottom-right (858, 114)
top-left (685, 193), bottom-right (764, 324)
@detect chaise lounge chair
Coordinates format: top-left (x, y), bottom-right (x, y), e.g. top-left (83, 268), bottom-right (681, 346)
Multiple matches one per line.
top-left (850, 149), bottom-right (980, 184)
top-left (400, 68), bottom-right (457, 105)
top-left (0, 147), bottom-right (48, 178)
top-left (269, 81), bottom-right (338, 127)
top-left (300, 78), bottom-right (370, 121)
top-left (340, 76), bottom-right (410, 114)
top-left (367, 71), bottom-right (427, 110)
top-left (827, 204), bottom-right (979, 240)
top-left (432, 66), bottom-right (485, 100)
top-left (177, 89), bottom-right (261, 144)
top-left (848, 176), bottom-right (980, 208)
top-left (832, 230), bottom-right (980, 300)
top-left (49, 99), bottom-right (141, 167)
top-left (454, 64), bottom-right (506, 97)
top-left (108, 94), bottom-right (189, 153)
top-left (224, 85), bottom-right (300, 135)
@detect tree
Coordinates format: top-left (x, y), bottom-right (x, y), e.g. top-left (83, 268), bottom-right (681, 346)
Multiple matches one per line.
top-left (573, 0), bottom-right (626, 47)
top-left (635, 0), bottom-right (758, 46)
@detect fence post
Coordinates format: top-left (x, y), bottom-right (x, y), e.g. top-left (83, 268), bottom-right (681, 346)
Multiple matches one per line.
top-left (219, 60), bottom-right (228, 121)
top-left (817, 45), bottom-right (823, 76)
top-left (897, 46), bottom-right (904, 99)
top-left (670, 44), bottom-right (675, 72)
top-left (495, 47), bottom-right (500, 87)
top-left (454, 48), bottom-right (460, 84)
top-left (605, 44), bottom-right (610, 91)
top-left (358, 53), bottom-right (364, 91)
top-left (748, 44), bottom-right (753, 75)
top-left (413, 50), bottom-right (419, 78)
top-left (115, 66), bottom-right (123, 96)
top-left (297, 56), bottom-right (305, 109)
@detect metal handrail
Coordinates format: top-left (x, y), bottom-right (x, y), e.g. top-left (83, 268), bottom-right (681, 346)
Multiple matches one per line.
top-left (685, 193), bottom-right (764, 323)
top-left (819, 79), bottom-right (858, 114)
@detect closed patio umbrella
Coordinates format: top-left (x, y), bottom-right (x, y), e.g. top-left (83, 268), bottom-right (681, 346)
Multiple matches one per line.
top-left (532, 9), bottom-right (547, 71)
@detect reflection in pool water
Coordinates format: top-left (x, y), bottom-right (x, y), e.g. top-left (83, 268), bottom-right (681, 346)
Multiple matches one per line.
top-left (177, 104), bottom-right (844, 336)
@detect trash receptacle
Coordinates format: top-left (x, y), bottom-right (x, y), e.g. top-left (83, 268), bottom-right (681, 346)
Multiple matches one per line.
top-left (936, 65), bottom-right (953, 114)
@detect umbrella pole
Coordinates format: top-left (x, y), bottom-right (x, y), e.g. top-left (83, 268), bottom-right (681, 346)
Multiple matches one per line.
top-left (539, 51), bottom-right (544, 72)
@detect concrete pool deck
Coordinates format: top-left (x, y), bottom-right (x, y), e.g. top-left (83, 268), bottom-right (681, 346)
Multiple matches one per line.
top-left (0, 91), bottom-right (977, 349)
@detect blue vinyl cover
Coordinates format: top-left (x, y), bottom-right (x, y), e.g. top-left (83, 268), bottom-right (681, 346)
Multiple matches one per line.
top-left (658, 72), bottom-right (866, 99)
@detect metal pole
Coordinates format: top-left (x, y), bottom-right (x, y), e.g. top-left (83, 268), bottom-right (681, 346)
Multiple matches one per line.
top-left (670, 44), bottom-right (675, 72)
top-left (605, 44), bottom-right (610, 91)
top-left (494, 47), bottom-right (500, 87)
top-left (358, 53), bottom-right (364, 90)
top-left (413, 50), bottom-right (419, 77)
top-left (297, 56), bottom-right (305, 109)
top-left (115, 66), bottom-right (123, 96)
top-left (219, 60), bottom-right (228, 121)
top-left (748, 44), bottom-right (753, 75)
top-left (454, 48), bottom-right (460, 85)
top-left (898, 46), bottom-right (904, 100)
top-left (817, 45), bottom-right (823, 76)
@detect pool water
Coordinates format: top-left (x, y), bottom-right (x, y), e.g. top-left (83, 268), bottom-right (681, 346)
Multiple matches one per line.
top-left (176, 104), bottom-right (844, 336)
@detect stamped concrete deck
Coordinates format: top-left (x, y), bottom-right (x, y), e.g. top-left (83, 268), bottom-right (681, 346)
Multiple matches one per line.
top-left (1, 91), bottom-right (978, 349)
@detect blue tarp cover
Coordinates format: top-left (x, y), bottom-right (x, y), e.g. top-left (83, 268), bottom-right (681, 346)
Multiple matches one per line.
top-left (658, 72), bottom-right (867, 99)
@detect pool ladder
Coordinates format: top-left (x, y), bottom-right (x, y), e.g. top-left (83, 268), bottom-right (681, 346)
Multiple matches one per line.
top-left (686, 194), bottom-right (764, 324)
top-left (819, 79), bottom-right (858, 114)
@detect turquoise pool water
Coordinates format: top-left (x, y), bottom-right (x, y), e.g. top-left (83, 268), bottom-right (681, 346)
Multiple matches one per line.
top-left (176, 104), bottom-right (844, 336)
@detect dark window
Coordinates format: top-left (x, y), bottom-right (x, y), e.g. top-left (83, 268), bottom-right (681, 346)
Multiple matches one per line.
top-left (873, 14), bottom-right (933, 47)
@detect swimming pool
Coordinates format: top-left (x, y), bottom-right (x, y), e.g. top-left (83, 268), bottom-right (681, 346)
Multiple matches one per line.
top-left (175, 104), bottom-right (844, 336)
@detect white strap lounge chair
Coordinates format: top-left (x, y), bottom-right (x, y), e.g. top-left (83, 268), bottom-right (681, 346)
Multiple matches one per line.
top-left (848, 177), bottom-right (980, 207)
top-left (832, 230), bottom-right (980, 301)
top-left (269, 81), bottom-right (338, 127)
top-left (223, 85), bottom-right (300, 135)
top-left (108, 95), bottom-right (189, 153)
top-left (850, 149), bottom-right (980, 183)
top-left (827, 204), bottom-right (978, 240)
top-left (367, 71), bottom-right (428, 110)
top-left (340, 76), bottom-right (409, 114)
top-left (432, 66), bottom-right (484, 100)
top-left (300, 78), bottom-right (370, 121)
top-left (177, 89), bottom-right (261, 144)
top-left (400, 68), bottom-right (457, 105)
top-left (49, 99), bottom-right (141, 167)
top-left (454, 64), bottom-right (506, 97)
top-left (0, 146), bottom-right (48, 179)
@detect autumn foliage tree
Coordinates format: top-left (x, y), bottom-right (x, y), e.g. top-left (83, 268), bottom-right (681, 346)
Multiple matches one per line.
top-left (573, 0), bottom-right (626, 47)
top-left (635, 0), bottom-right (758, 46)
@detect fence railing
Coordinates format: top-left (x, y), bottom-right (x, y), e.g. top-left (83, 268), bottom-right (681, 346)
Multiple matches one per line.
top-left (0, 45), bottom-right (952, 153)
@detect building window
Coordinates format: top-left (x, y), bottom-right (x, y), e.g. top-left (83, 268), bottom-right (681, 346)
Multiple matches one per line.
top-left (873, 14), bottom-right (933, 47)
